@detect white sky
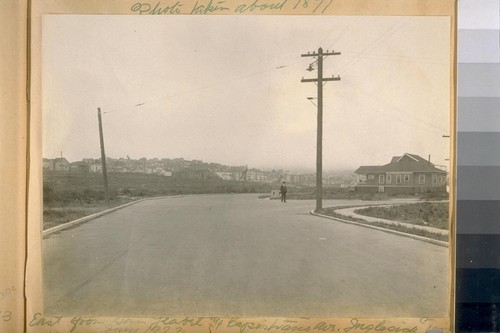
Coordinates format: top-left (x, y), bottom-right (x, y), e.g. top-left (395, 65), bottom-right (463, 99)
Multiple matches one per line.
top-left (43, 15), bottom-right (451, 172)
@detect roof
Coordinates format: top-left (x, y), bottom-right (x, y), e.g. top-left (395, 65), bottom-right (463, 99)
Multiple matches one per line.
top-left (355, 153), bottom-right (446, 174)
top-left (355, 165), bottom-right (387, 174)
top-left (53, 158), bottom-right (69, 163)
top-left (390, 156), bottom-right (401, 163)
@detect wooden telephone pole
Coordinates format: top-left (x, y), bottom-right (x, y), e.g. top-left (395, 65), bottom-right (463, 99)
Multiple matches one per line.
top-left (97, 108), bottom-right (110, 206)
top-left (301, 47), bottom-right (341, 212)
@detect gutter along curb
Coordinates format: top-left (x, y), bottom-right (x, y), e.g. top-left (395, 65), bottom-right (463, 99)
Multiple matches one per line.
top-left (43, 199), bottom-right (146, 237)
top-left (310, 210), bottom-right (448, 248)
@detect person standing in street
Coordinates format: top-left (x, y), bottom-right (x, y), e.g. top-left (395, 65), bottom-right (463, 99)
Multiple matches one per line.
top-left (280, 181), bottom-right (287, 203)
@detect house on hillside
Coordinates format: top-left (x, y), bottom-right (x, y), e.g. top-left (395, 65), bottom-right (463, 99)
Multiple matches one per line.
top-left (54, 158), bottom-right (70, 172)
top-left (43, 157), bottom-right (70, 172)
top-left (90, 163), bottom-right (102, 173)
top-left (153, 168), bottom-right (172, 176)
top-left (215, 172), bottom-right (235, 181)
top-left (354, 153), bottom-right (447, 194)
top-left (43, 158), bottom-right (53, 171)
top-left (247, 171), bottom-right (267, 182)
top-left (173, 169), bottom-right (213, 180)
top-left (70, 162), bottom-right (90, 173)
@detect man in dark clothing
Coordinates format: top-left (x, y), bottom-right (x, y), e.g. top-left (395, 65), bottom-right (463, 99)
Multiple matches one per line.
top-left (280, 181), bottom-right (287, 203)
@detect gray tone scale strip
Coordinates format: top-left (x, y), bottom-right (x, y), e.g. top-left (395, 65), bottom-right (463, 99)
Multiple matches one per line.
top-left (457, 200), bottom-right (500, 234)
top-left (458, 132), bottom-right (500, 166)
top-left (458, 63), bottom-right (500, 97)
top-left (457, 166), bottom-right (500, 200)
top-left (456, 234), bottom-right (500, 268)
top-left (458, 29), bottom-right (500, 63)
top-left (458, 97), bottom-right (500, 132)
top-left (458, 0), bottom-right (500, 30)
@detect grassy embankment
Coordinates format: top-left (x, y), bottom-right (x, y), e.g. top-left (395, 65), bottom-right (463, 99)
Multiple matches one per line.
top-left (321, 201), bottom-right (449, 242)
top-left (43, 171), bottom-right (274, 229)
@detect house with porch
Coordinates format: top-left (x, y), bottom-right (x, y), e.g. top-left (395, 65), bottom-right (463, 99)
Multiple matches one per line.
top-left (354, 153), bottom-right (447, 194)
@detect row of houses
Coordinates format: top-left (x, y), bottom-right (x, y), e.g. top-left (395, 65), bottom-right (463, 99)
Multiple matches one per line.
top-left (44, 153), bottom-right (447, 194)
top-left (43, 158), bottom-right (335, 185)
top-left (43, 158), bottom-right (172, 176)
top-left (43, 157), bottom-right (227, 180)
top-left (43, 158), bottom-right (101, 173)
top-left (214, 170), bottom-right (320, 185)
top-left (210, 153), bottom-right (446, 193)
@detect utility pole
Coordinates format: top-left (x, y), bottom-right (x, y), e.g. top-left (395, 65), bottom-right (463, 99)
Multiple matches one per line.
top-left (301, 47), bottom-right (341, 212)
top-left (97, 107), bottom-right (110, 206)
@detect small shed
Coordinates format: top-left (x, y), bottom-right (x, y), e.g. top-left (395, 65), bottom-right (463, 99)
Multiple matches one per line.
top-left (270, 189), bottom-right (281, 199)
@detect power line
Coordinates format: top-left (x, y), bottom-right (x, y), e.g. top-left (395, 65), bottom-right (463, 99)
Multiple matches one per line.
top-left (341, 78), bottom-right (448, 133)
top-left (339, 52), bottom-right (447, 65)
top-left (325, 26), bottom-right (350, 52)
top-left (102, 59), bottom-right (301, 115)
top-left (336, 20), bottom-right (406, 75)
top-left (330, 80), bottom-right (447, 138)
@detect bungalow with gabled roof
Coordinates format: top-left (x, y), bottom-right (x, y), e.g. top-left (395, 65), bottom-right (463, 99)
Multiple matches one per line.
top-left (354, 153), bottom-right (447, 194)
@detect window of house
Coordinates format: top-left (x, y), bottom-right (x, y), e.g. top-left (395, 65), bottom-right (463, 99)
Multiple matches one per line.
top-left (396, 175), bottom-right (402, 184)
top-left (386, 175), bottom-right (392, 184)
top-left (419, 174), bottom-right (425, 184)
top-left (368, 175), bottom-right (375, 180)
top-left (432, 175), bottom-right (438, 184)
top-left (404, 174), bottom-right (410, 182)
top-left (379, 175), bottom-right (385, 183)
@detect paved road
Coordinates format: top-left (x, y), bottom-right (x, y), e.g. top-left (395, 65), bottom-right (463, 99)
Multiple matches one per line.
top-left (43, 194), bottom-right (449, 317)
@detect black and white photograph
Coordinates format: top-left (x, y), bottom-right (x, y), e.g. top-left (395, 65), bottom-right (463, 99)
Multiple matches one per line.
top-left (41, 14), bottom-right (451, 318)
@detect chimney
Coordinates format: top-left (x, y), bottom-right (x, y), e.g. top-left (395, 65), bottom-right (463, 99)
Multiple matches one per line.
top-left (428, 154), bottom-right (431, 163)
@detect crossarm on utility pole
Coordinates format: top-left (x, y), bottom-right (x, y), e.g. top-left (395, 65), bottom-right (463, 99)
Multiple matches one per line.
top-left (301, 77), bottom-right (341, 83)
top-left (301, 51), bottom-right (341, 57)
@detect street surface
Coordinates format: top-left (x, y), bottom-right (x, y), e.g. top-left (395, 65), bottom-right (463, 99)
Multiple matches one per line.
top-left (43, 194), bottom-right (449, 317)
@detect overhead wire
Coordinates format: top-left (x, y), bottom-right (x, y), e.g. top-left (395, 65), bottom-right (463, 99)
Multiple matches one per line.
top-left (335, 19), bottom-right (406, 75)
top-left (313, 18), bottom-right (448, 137)
top-left (102, 58), bottom-right (302, 115)
top-left (339, 52), bottom-right (447, 65)
top-left (342, 78), bottom-right (448, 132)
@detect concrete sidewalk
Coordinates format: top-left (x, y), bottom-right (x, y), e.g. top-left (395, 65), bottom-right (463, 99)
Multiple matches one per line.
top-left (334, 204), bottom-right (449, 236)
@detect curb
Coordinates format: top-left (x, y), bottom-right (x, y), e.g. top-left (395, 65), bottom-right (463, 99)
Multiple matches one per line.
top-left (42, 194), bottom-right (229, 237)
top-left (43, 199), bottom-right (148, 237)
top-left (43, 194), bottom-right (199, 237)
top-left (310, 210), bottom-right (449, 248)
top-left (333, 205), bottom-right (449, 236)
top-left (43, 194), bottom-right (258, 237)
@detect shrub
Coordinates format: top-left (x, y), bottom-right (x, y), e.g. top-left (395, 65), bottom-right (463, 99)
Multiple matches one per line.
top-left (43, 184), bottom-right (57, 203)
